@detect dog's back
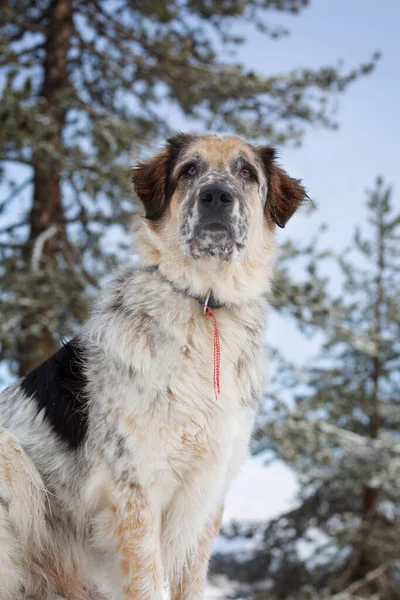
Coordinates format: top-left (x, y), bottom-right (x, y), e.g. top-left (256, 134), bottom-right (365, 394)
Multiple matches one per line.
top-left (0, 340), bottom-right (90, 504)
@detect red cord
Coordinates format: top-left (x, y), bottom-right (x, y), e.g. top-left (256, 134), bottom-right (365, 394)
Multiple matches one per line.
top-left (203, 306), bottom-right (221, 400)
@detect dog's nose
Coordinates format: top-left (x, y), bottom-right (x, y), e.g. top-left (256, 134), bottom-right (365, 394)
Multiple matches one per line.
top-left (199, 184), bottom-right (233, 210)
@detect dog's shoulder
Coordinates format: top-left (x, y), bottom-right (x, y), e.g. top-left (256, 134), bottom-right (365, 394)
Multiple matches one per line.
top-left (17, 338), bottom-right (89, 449)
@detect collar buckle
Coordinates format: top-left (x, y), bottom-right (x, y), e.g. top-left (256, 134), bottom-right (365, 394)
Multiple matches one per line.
top-left (203, 290), bottom-right (211, 315)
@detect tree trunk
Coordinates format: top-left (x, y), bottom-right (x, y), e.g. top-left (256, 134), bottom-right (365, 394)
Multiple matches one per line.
top-left (18, 0), bottom-right (73, 377)
top-left (357, 197), bottom-right (385, 583)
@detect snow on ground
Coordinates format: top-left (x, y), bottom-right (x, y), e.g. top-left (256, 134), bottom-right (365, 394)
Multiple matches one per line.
top-left (221, 456), bottom-right (299, 524)
top-left (205, 577), bottom-right (237, 598)
top-left (205, 456), bottom-right (299, 598)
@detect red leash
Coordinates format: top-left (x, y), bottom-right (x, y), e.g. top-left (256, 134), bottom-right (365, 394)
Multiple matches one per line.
top-left (202, 303), bottom-right (221, 400)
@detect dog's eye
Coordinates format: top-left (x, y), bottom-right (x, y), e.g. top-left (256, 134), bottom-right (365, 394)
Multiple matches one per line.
top-left (186, 164), bottom-right (197, 176)
top-left (240, 168), bottom-right (252, 179)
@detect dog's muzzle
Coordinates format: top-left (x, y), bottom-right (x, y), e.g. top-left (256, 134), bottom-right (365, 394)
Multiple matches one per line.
top-left (180, 180), bottom-right (247, 261)
top-left (197, 182), bottom-right (234, 233)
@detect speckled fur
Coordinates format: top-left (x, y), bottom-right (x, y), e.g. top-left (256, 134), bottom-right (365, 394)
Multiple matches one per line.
top-left (0, 134), bottom-right (305, 599)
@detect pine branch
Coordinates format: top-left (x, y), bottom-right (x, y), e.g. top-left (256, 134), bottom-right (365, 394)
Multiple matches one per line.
top-left (0, 241), bottom-right (24, 249)
top-left (2, 21), bottom-right (48, 43)
top-left (65, 211), bottom-right (133, 226)
top-left (287, 417), bottom-right (400, 455)
top-left (30, 226), bottom-right (58, 273)
top-left (0, 155), bottom-right (33, 167)
top-left (0, 42), bottom-right (45, 66)
top-left (0, 176), bottom-right (32, 215)
top-left (333, 563), bottom-right (390, 598)
top-left (0, 221), bottom-right (29, 236)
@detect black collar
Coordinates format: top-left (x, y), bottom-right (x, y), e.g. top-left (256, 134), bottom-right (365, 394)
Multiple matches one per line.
top-left (143, 265), bottom-right (224, 309)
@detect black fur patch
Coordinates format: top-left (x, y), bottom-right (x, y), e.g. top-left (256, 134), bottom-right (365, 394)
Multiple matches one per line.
top-left (20, 338), bottom-right (89, 449)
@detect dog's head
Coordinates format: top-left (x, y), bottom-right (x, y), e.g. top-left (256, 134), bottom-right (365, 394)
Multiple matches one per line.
top-left (132, 134), bottom-right (306, 302)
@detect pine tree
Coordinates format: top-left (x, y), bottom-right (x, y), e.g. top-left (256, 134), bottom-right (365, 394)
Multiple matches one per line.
top-left (212, 179), bottom-right (400, 599)
top-left (0, 0), bottom-right (378, 376)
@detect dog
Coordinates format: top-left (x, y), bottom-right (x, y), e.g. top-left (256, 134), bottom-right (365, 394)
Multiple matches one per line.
top-left (0, 133), bottom-right (305, 599)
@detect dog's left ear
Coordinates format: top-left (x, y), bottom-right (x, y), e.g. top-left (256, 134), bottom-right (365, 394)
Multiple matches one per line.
top-left (132, 133), bottom-right (195, 220)
top-left (258, 146), bottom-right (306, 228)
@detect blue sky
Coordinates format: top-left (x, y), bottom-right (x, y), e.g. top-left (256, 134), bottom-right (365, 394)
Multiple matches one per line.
top-left (265, 0), bottom-right (400, 244)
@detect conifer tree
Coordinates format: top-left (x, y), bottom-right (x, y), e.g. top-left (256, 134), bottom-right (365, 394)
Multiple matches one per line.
top-left (0, 0), bottom-right (378, 375)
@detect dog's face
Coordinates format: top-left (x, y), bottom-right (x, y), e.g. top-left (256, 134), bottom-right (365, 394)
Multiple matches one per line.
top-left (133, 134), bottom-right (305, 262)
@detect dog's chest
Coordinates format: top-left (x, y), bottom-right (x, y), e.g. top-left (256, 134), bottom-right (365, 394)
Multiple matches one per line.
top-left (97, 305), bottom-right (264, 496)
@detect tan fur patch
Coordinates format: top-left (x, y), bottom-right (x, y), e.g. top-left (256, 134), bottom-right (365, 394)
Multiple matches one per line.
top-left (168, 135), bottom-right (265, 214)
top-left (0, 434), bottom-right (22, 487)
top-left (122, 414), bottom-right (144, 443)
top-left (33, 551), bottom-right (94, 600)
top-left (114, 482), bottom-right (161, 599)
top-left (180, 424), bottom-right (208, 460)
top-left (178, 135), bottom-right (259, 171)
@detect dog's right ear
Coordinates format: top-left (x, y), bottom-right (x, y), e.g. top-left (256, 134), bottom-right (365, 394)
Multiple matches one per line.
top-left (132, 133), bottom-right (195, 220)
top-left (132, 148), bottom-right (170, 221)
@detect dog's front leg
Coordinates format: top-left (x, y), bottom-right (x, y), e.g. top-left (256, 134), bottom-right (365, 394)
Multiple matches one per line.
top-left (170, 505), bottom-right (223, 600)
top-left (113, 481), bottom-right (162, 600)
